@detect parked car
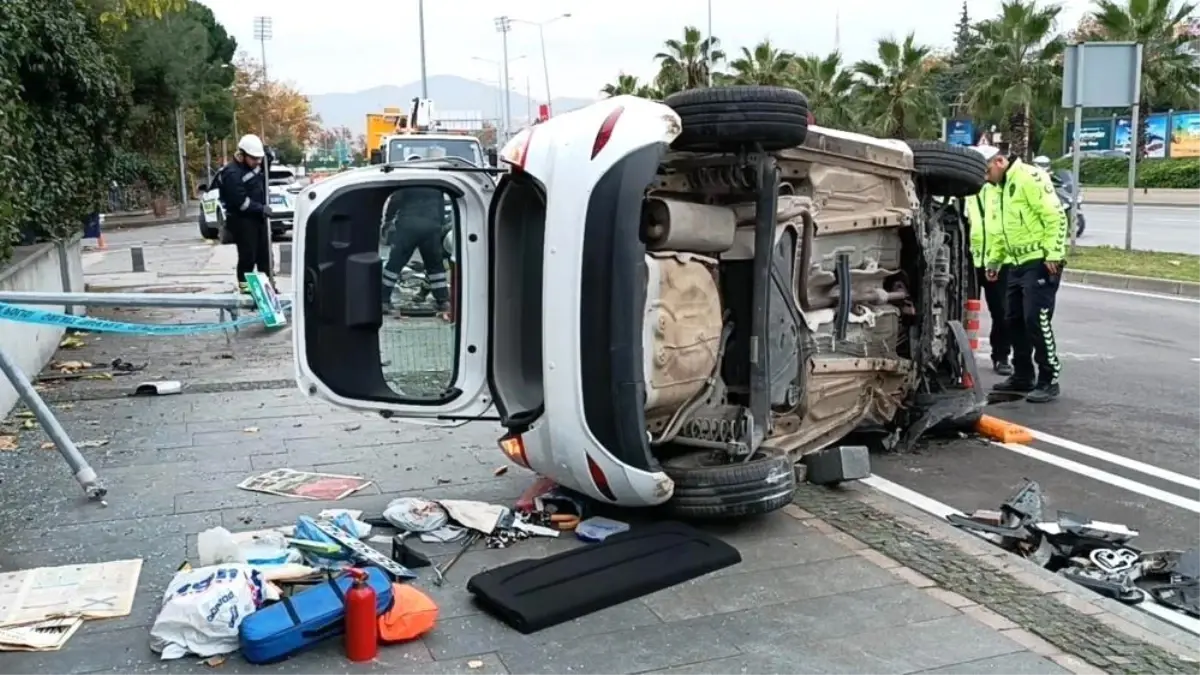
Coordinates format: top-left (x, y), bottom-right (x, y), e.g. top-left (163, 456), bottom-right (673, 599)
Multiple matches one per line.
top-left (290, 87), bottom-right (986, 519)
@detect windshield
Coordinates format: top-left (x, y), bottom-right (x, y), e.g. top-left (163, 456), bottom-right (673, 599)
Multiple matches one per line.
top-left (388, 138), bottom-right (483, 166)
top-left (268, 169), bottom-right (295, 186)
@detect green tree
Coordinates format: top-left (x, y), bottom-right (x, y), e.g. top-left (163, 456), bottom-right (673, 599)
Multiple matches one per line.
top-left (1087, 0), bottom-right (1200, 157)
top-left (654, 26), bottom-right (725, 95)
top-left (602, 73), bottom-right (647, 96)
top-left (932, 1), bottom-right (979, 116)
top-left (965, 0), bottom-right (1065, 159)
top-left (792, 52), bottom-right (856, 128)
top-left (727, 40), bottom-right (796, 85)
top-left (852, 33), bottom-right (943, 138)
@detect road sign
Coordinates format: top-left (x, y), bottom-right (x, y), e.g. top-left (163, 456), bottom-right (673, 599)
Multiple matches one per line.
top-left (1062, 42), bottom-right (1141, 109)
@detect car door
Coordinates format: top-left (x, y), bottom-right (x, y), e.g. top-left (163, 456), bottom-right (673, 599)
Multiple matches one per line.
top-left (291, 161), bottom-right (496, 424)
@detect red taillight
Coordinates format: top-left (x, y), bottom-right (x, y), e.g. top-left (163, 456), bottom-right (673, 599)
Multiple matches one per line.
top-left (500, 128), bottom-right (534, 171)
top-left (591, 106), bottom-right (625, 159)
top-left (807, 111), bottom-right (815, 126)
top-left (586, 454), bottom-right (617, 501)
top-left (498, 433), bottom-right (530, 469)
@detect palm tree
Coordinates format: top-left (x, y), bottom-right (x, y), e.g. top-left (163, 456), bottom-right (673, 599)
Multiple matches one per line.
top-left (793, 52), bottom-right (856, 128)
top-left (965, 0), bottom-right (1065, 159)
top-left (654, 26), bottom-right (725, 95)
top-left (852, 34), bottom-right (944, 138)
top-left (728, 40), bottom-right (796, 85)
top-left (1087, 0), bottom-right (1200, 158)
top-left (601, 73), bottom-right (644, 97)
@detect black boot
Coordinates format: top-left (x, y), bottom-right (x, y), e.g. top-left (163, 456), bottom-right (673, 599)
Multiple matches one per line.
top-left (1026, 382), bottom-right (1060, 403)
top-left (992, 360), bottom-right (1014, 376)
top-left (992, 376), bottom-right (1035, 394)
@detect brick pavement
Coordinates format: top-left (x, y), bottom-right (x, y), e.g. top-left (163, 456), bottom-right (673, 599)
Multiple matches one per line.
top-left (1, 298), bottom-right (1196, 673)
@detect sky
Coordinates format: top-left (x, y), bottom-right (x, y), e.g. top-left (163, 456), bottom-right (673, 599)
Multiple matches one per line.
top-left (199, 0), bottom-right (1095, 103)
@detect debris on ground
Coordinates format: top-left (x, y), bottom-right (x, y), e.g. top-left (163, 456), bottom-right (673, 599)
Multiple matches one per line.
top-left (133, 380), bottom-right (182, 396)
top-left (236, 468), bottom-right (373, 501)
top-left (0, 435), bottom-right (17, 451)
top-left (58, 335), bottom-right (86, 350)
top-left (150, 564), bottom-right (263, 660)
top-left (0, 617), bottom-right (84, 652)
top-left (949, 480), bottom-right (1200, 619)
top-left (0, 559), bottom-right (142, 651)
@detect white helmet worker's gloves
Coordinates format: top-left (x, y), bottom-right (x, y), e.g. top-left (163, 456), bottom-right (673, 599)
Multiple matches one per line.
top-left (238, 134), bottom-right (266, 158)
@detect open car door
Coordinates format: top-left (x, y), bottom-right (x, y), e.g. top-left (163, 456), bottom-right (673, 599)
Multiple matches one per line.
top-left (291, 159), bottom-right (497, 424)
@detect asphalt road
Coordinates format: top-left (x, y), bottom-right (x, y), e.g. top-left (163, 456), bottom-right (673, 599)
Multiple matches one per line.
top-left (1082, 204), bottom-right (1199, 254)
top-left (873, 283), bottom-right (1200, 555)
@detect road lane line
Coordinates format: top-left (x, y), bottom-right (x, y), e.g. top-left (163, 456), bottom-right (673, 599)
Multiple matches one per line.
top-left (996, 443), bottom-right (1200, 513)
top-left (1061, 282), bottom-right (1200, 303)
top-left (860, 475), bottom-right (1200, 637)
top-left (1026, 429), bottom-right (1200, 492)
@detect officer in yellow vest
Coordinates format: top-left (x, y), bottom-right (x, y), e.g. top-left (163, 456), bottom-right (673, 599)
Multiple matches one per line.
top-left (981, 151), bottom-right (1068, 403)
top-left (965, 146), bottom-right (1011, 376)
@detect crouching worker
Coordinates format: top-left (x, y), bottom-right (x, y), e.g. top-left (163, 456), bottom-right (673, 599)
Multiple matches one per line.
top-left (981, 151), bottom-right (1068, 403)
top-left (218, 134), bottom-right (270, 293)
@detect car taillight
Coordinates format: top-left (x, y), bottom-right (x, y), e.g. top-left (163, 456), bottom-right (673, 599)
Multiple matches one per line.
top-left (498, 433), bottom-right (529, 469)
top-left (586, 454), bottom-right (617, 501)
top-left (500, 128), bottom-right (534, 171)
top-left (807, 110), bottom-right (815, 126)
top-left (591, 106), bottom-right (624, 159)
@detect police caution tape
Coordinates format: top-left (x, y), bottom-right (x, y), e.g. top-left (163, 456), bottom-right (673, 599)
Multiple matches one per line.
top-left (0, 303), bottom-right (281, 336)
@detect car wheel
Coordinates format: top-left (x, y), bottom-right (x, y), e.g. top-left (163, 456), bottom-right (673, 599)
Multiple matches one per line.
top-left (665, 86), bottom-right (810, 152)
top-left (199, 211), bottom-right (219, 240)
top-left (905, 140), bottom-right (987, 198)
top-left (661, 447), bottom-right (797, 520)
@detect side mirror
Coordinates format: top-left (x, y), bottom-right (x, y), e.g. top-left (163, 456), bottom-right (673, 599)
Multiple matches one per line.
top-left (370, 150), bottom-right (383, 165)
top-left (486, 149), bottom-right (498, 167)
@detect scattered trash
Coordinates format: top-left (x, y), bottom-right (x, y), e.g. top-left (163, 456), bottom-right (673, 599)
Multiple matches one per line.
top-left (343, 423), bottom-right (362, 432)
top-left (150, 564), bottom-right (264, 660)
top-left (237, 468), bottom-right (373, 501)
top-left (576, 517), bottom-right (631, 543)
top-left (0, 559), bottom-right (142, 627)
top-left (52, 360), bottom-right (91, 373)
top-left (382, 497), bottom-right (449, 532)
top-left (134, 381), bottom-right (182, 396)
top-left (493, 465), bottom-right (508, 477)
top-left (949, 480), bottom-right (1200, 618)
top-left (378, 584), bottom-right (438, 643)
top-left (242, 426), bottom-right (259, 434)
top-left (199, 654), bottom-right (227, 667)
top-left (0, 617), bottom-right (84, 652)
top-left (0, 435), bottom-right (17, 451)
top-left (110, 358), bottom-right (145, 373)
top-left (468, 660), bottom-right (485, 669)
top-left (39, 442), bottom-right (54, 450)
top-left (77, 439), bottom-right (109, 449)
top-left (58, 335), bottom-right (85, 349)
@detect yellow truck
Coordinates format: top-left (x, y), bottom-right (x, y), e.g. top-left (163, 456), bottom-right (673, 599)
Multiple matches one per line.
top-left (365, 107), bottom-right (408, 163)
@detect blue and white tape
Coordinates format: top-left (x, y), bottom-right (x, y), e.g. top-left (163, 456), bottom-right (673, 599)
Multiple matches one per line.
top-left (0, 302), bottom-right (289, 336)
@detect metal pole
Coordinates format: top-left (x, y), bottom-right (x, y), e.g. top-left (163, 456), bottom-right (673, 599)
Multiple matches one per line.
top-left (260, 37), bottom-right (268, 138)
top-left (1068, 44), bottom-right (1085, 251)
top-left (418, 0), bottom-right (429, 98)
top-left (0, 290), bottom-right (269, 309)
top-left (0, 345), bottom-right (105, 500)
top-left (205, 135), bottom-right (213, 184)
top-left (1124, 44), bottom-right (1143, 252)
top-left (706, 0), bottom-right (713, 86)
top-left (526, 74), bottom-right (533, 122)
top-left (175, 107), bottom-right (188, 219)
top-left (538, 25), bottom-right (552, 114)
top-left (497, 17), bottom-right (513, 145)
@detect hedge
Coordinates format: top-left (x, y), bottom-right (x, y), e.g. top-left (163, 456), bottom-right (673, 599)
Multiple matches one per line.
top-left (1049, 156), bottom-right (1200, 189)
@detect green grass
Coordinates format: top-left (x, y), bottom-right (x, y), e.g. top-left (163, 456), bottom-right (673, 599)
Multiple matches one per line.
top-left (1070, 245), bottom-right (1200, 283)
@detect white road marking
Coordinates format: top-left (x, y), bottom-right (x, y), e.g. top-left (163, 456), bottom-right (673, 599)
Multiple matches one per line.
top-left (1061, 282), bottom-right (1200, 304)
top-left (1028, 429), bottom-right (1200, 492)
top-left (1192, 358), bottom-right (1200, 364)
top-left (996, 442), bottom-right (1200, 514)
top-left (861, 474), bottom-right (1200, 637)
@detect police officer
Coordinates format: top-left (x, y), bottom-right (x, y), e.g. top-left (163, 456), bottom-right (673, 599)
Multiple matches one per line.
top-left (1032, 155), bottom-right (1052, 172)
top-left (218, 134), bottom-right (271, 293)
top-left (981, 152), bottom-right (1068, 403)
top-left (967, 146), bottom-right (1012, 376)
top-left (381, 187), bottom-right (451, 317)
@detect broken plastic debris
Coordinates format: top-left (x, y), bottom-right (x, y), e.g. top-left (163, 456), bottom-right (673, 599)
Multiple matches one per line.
top-left (134, 381), bottom-right (182, 396)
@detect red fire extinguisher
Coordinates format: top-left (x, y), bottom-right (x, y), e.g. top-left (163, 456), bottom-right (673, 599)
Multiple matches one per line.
top-left (343, 568), bottom-right (378, 662)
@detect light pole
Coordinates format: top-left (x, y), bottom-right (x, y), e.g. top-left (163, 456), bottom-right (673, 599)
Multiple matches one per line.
top-left (473, 55), bottom-right (526, 125)
top-left (494, 16), bottom-right (513, 144)
top-left (417, 0), bottom-right (428, 98)
top-left (253, 16), bottom-right (272, 138)
top-left (510, 14), bottom-right (571, 116)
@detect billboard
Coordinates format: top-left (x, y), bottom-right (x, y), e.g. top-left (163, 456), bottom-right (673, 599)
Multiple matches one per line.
top-left (1114, 114), bottom-right (1169, 158)
top-left (1066, 118), bottom-right (1114, 152)
top-left (1169, 111), bottom-right (1200, 158)
top-left (945, 119), bottom-right (975, 146)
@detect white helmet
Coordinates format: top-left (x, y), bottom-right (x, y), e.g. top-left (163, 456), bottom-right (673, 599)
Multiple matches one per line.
top-left (1032, 155), bottom-right (1051, 169)
top-left (972, 145), bottom-right (1000, 162)
top-left (237, 134), bottom-right (265, 159)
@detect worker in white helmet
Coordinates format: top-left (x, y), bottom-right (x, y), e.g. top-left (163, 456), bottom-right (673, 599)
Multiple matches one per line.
top-left (218, 134), bottom-right (271, 293)
top-left (1032, 155), bottom-right (1052, 172)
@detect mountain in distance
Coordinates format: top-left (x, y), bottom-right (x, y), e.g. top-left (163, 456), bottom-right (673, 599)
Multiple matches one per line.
top-left (308, 74), bottom-right (597, 135)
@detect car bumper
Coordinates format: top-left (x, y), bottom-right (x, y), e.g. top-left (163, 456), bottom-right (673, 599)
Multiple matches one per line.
top-left (269, 214), bottom-right (294, 232)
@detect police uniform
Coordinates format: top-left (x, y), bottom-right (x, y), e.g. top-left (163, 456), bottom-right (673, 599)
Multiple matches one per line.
top-left (983, 157), bottom-right (1068, 401)
top-left (965, 181), bottom-right (1012, 373)
top-left (217, 159), bottom-right (270, 288)
top-left (381, 187), bottom-right (450, 310)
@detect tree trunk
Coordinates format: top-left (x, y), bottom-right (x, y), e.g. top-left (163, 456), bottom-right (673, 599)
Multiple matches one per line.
top-left (1022, 102), bottom-right (1032, 161)
top-left (1135, 97), bottom-right (1150, 160)
top-left (1007, 107), bottom-right (1027, 159)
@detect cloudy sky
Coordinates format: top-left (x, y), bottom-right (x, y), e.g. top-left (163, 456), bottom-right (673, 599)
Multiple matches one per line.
top-left (199, 0), bottom-right (1095, 102)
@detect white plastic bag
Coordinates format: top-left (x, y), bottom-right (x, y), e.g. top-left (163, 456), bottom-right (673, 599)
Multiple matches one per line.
top-left (149, 564), bottom-right (263, 660)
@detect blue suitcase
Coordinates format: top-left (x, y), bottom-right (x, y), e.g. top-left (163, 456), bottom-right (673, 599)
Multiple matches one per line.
top-left (239, 566), bottom-right (393, 664)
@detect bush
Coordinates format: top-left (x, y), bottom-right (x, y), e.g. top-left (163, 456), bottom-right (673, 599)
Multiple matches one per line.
top-left (1049, 156), bottom-right (1200, 189)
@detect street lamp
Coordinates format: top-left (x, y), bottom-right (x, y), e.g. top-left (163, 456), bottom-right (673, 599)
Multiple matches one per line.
top-left (417, 0), bottom-right (428, 98)
top-left (472, 55), bottom-right (526, 125)
top-left (253, 16), bottom-right (273, 138)
top-left (509, 13), bottom-right (571, 116)
top-left (494, 16), bottom-right (513, 144)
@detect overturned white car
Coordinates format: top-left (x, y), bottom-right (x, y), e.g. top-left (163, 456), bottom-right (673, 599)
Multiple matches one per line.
top-left (290, 86), bottom-right (988, 519)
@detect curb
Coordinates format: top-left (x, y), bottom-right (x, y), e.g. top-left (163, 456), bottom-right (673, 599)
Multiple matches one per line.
top-left (1063, 269), bottom-right (1200, 298)
top-left (1083, 199), bottom-right (1197, 208)
top-left (105, 214), bottom-right (198, 230)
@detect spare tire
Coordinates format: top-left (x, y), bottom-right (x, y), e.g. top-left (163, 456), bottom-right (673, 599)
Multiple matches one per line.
top-left (906, 140), bottom-right (988, 197)
top-left (665, 86), bottom-right (810, 152)
top-left (662, 447), bottom-right (797, 519)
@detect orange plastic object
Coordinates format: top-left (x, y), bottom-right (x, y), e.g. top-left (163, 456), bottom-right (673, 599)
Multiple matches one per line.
top-left (976, 414), bottom-right (1034, 444)
top-left (378, 584), bottom-right (439, 644)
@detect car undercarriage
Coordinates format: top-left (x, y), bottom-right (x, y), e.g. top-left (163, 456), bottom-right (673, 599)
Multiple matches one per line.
top-left (632, 86), bottom-right (988, 517)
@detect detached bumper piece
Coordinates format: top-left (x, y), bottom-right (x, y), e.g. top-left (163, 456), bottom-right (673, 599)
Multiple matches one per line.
top-left (466, 521), bottom-right (741, 634)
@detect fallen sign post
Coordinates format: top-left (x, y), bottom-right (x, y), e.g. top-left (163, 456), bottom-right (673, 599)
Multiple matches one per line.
top-left (0, 284), bottom-right (295, 504)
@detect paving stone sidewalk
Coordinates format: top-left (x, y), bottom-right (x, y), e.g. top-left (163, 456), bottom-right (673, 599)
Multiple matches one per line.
top-left (0, 303), bottom-right (1196, 674)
